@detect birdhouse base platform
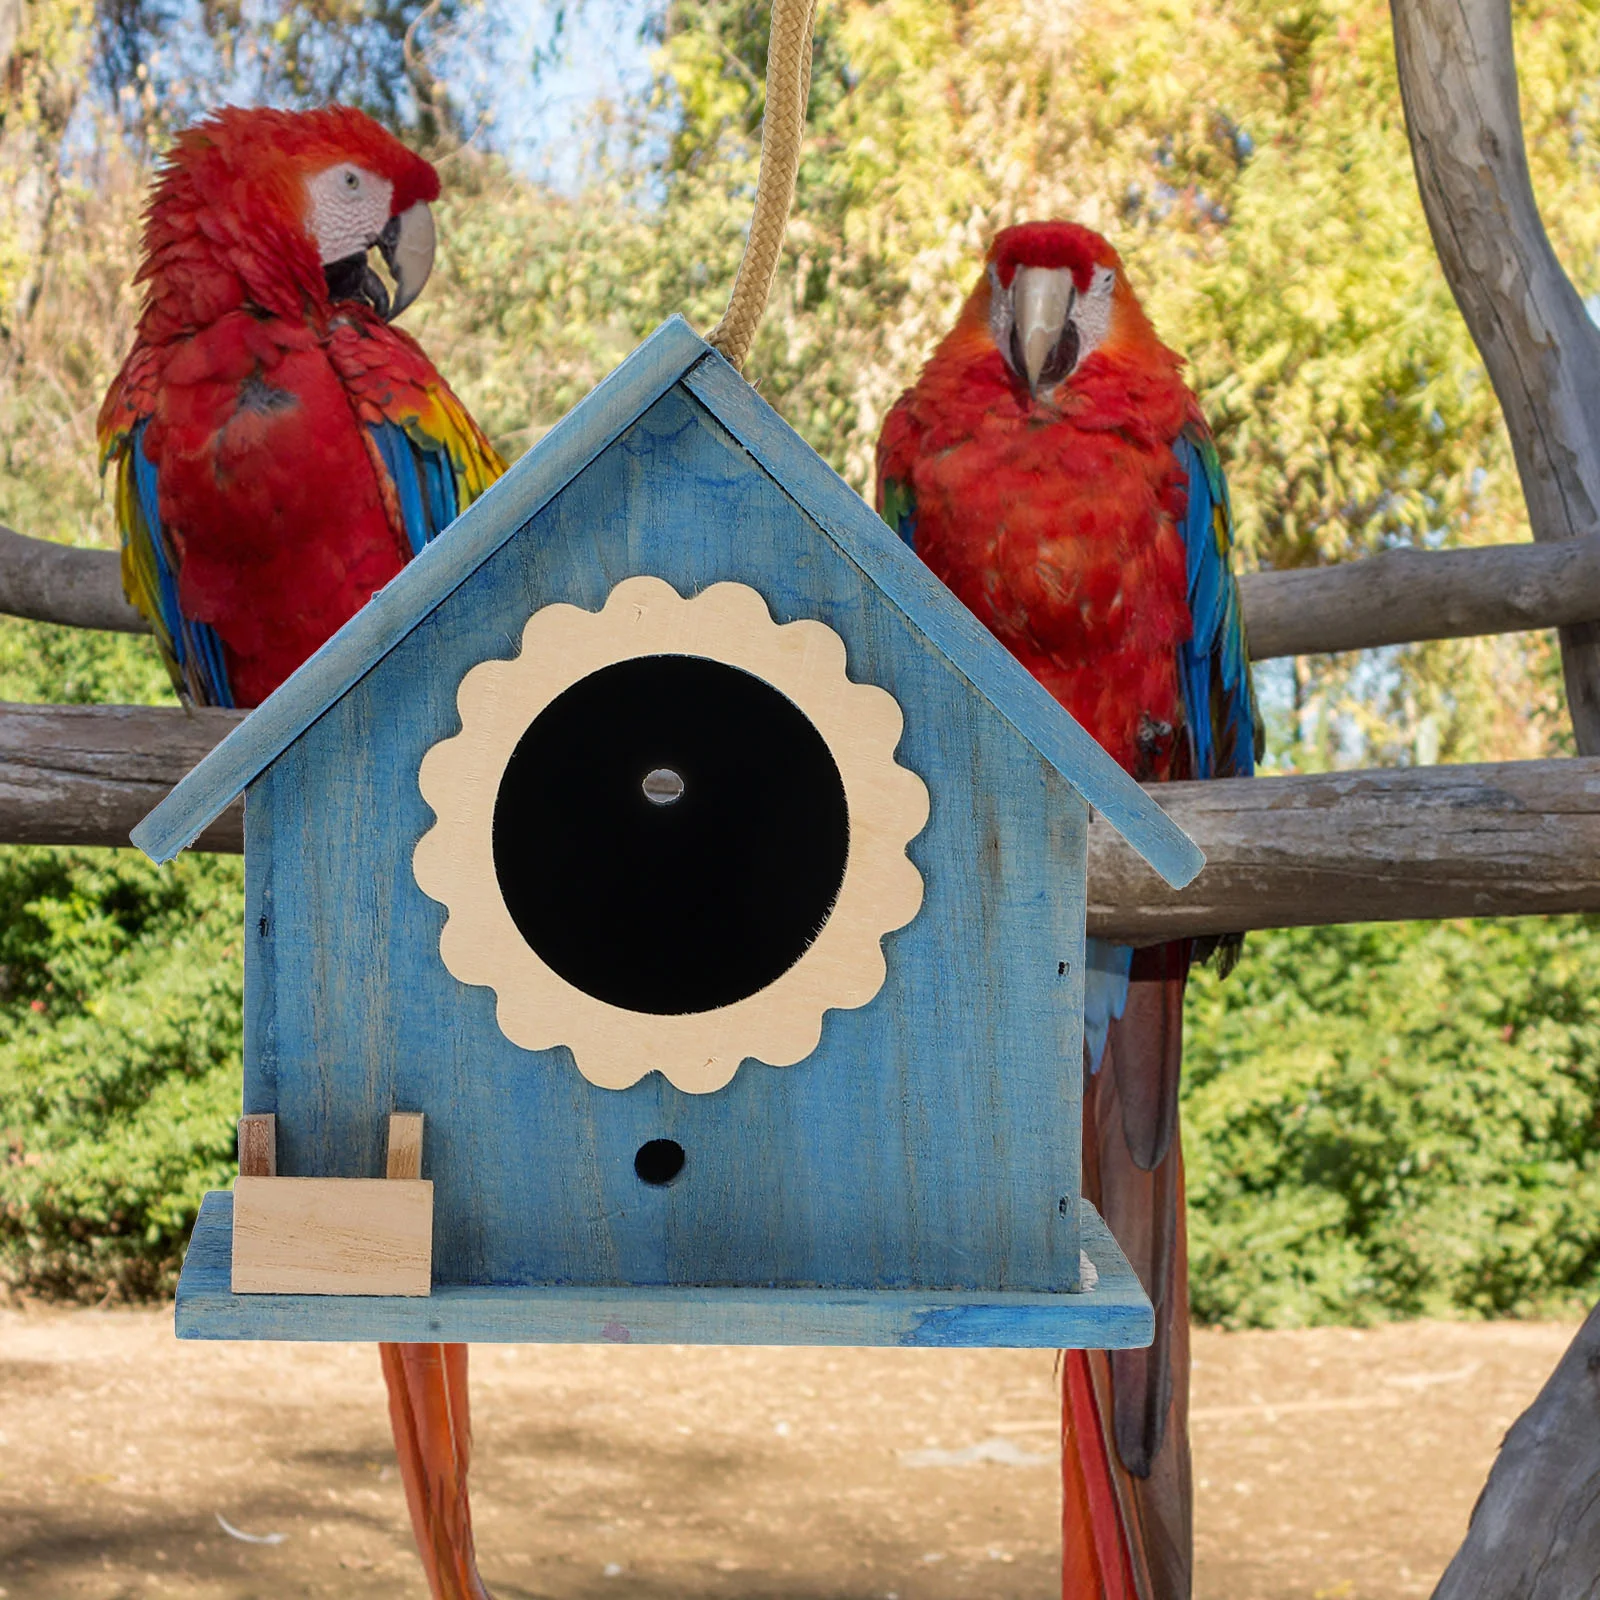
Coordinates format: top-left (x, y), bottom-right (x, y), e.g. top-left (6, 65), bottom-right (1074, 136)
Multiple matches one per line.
top-left (175, 1191), bottom-right (1154, 1349)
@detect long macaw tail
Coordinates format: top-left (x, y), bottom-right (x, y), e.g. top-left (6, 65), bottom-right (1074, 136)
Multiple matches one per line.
top-left (381, 1342), bottom-right (494, 1600)
top-left (1064, 940), bottom-right (1193, 1600)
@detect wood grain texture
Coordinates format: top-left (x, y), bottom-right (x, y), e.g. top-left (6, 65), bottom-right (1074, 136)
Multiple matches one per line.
top-left (242, 382), bottom-right (1090, 1305)
top-left (683, 355), bottom-right (1204, 891)
top-left (132, 318), bottom-right (711, 864)
top-left (0, 701), bottom-right (243, 850)
top-left (386, 1113), bottom-right (424, 1181)
top-left (230, 1177), bottom-right (433, 1295)
top-left (1087, 757), bottom-right (1600, 941)
top-left (0, 526), bottom-right (147, 633)
top-left (1239, 537), bottom-right (1600, 660)
top-left (183, 1191), bottom-right (1151, 1347)
top-left (237, 1113), bottom-right (276, 1178)
top-left (1392, 0), bottom-right (1600, 751)
top-left (1431, 1299), bottom-right (1600, 1600)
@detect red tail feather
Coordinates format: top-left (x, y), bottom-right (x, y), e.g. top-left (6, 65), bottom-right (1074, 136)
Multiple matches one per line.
top-left (1064, 943), bottom-right (1194, 1599)
top-left (381, 1342), bottom-right (493, 1600)
top-left (1062, 1350), bottom-right (1143, 1599)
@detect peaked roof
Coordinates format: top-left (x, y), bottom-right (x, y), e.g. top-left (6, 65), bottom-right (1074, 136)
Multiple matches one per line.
top-left (133, 317), bottom-right (1203, 890)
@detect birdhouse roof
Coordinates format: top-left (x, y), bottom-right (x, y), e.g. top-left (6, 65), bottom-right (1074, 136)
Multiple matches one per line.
top-left (133, 317), bottom-right (1202, 889)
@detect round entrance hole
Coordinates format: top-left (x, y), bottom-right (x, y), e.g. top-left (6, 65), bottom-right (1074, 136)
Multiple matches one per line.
top-left (634, 1139), bottom-right (686, 1186)
top-left (491, 654), bottom-right (850, 1015)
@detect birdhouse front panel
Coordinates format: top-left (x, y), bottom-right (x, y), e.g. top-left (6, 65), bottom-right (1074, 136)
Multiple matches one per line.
top-left (152, 319), bottom-right (1200, 1345)
top-left (242, 379), bottom-right (1088, 1299)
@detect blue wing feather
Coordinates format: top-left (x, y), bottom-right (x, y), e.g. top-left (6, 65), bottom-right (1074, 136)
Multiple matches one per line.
top-left (1173, 425), bottom-right (1257, 783)
top-left (1086, 426), bottom-right (1257, 1068)
top-left (879, 477), bottom-right (918, 551)
top-left (369, 420), bottom-right (462, 559)
top-left (127, 422), bottom-right (235, 709)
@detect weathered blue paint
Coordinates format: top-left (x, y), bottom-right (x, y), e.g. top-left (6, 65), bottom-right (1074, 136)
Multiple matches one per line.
top-left (240, 385), bottom-right (1090, 1305)
top-left (134, 320), bottom-right (1191, 1346)
top-left (177, 1193), bottom-right (1153, 1348)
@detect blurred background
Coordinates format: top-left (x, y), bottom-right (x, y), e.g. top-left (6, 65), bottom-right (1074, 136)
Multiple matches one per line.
top-left (1, 0), bottom-right (1599, 1332)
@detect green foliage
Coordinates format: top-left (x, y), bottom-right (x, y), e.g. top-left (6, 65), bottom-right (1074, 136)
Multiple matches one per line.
top-left (0, 619), bottom-right (170, 707)
top-left (1184, 918), bottom-right (1600, 1326)
top-left (0, 845), bottom-right (242, 1299)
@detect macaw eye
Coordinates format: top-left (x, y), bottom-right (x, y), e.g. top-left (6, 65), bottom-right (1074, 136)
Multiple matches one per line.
top-left (343, 170), bottom-right (361, 191)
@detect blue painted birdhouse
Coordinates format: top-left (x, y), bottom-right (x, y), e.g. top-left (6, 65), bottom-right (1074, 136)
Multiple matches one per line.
top-left (137, 318), bottom-right (1202, 1349)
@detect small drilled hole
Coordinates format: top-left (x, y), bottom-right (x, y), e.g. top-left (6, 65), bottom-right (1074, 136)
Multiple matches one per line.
top-left (634, 1139), bottom-right (686, 1186)
top-left (641, 767), bottom-right (685, 805)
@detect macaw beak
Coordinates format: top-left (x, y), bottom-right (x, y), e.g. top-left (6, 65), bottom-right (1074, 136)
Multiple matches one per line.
top-left (378, 201), bottom-right (436, 321)
top-left (1012, 266), bottom-right (1078, 396)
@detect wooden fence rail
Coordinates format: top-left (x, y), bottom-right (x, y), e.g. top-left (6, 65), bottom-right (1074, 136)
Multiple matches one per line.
top-left (8, 702), bottom-right (1599, 940)
top-left (0, 703), bottom-right (245, 851)
top-left (1087, 758), bottom-right (1600, 941)
top-left (1238, 535), bottom-right (1600, 659)
top-left (10, 522), bottom-right (1600, 663)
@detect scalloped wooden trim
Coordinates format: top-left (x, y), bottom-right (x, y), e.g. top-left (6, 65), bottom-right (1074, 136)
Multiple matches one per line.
top-left (412, 577), bottom-right (929, 1093)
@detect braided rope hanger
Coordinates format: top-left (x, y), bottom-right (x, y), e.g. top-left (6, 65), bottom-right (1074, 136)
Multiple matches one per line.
top-left (706, 0), bottom-right (819, 371)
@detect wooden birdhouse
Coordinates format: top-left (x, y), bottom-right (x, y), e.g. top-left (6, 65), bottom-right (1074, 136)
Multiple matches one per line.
top-left (136, 318), bottom-right (1202, 1349)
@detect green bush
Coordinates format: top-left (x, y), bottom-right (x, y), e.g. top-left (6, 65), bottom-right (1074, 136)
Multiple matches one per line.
top-left (0, 616), bottom-right (242, 1302)
top-left (1184, 917), bottom-right (1600, 1326)
top-left (0, 847), bottom-right (242, 1299)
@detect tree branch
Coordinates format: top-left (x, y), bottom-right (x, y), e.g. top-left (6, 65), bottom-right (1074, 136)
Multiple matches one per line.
top-left (5, 703), bottom-right (1599, 939)
top-left (1391, 0), bottom-right (1600, 751)
top-left (10, 518), bottom-right (1600, 663)
top-left (1429, 1298), bottom-right (1600, 1599)
top-left (0, 526), bottom-right (147, 633)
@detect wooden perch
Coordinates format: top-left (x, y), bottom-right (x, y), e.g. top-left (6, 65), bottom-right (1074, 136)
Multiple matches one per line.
top-left (1429, 1298), bottom-right (1600, 1599)
top-left (1392, 0), bottom-right (1600, 752)
top-left (0, 526), bottom-right (147, 633)
top-left (0, 701), bottom-right (243, 850)
top-left (1238, 537), bottom-right (1600, 660)
top-left (8, 516), bottom-right (1600, 663)
top-left (3, 701), bottom-right (1599, 939)
top-left (1087, 757), bottom-right (1600, 940)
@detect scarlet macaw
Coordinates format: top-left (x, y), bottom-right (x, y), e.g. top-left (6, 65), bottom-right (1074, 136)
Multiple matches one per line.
top-left (99, 106), bottom-right (505, 1600)
top-left (877, 220), bottom-right (1258, 1600)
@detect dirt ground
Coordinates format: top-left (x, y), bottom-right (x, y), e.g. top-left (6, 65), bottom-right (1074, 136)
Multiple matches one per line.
top-left (0, 1308), bottom-right (1575, 1600)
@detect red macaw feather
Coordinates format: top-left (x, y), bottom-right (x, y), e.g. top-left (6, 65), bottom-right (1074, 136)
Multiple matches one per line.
top-left (878, 221), bottom-right (1257, 1600)
top-left (383, 1343), bottom-right (493, 1600)
top-left (99, 106), bottom-right (507, 1600)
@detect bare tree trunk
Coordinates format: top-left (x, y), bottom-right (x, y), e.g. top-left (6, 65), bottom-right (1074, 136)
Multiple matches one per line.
top-left (1390, 0), bottom-right (1600, 1585)
top-left (1391, 0), bottom-right (1600, 753)
top-left (1431, 1300), bottom-right (1600, 1600)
